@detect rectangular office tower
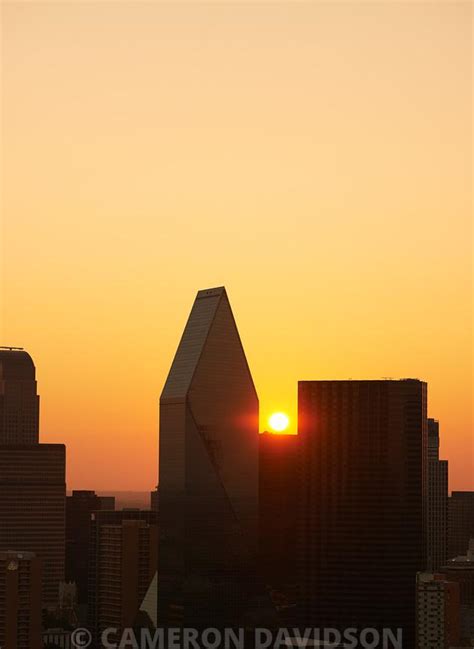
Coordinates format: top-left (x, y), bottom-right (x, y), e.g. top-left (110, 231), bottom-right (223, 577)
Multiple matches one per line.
top-left (88, 510), bottom-right (158, 646)
top-left (0, 444), bottom-right (66, 608)
top-left (298, 380), bottom-right (427, 648)
top-left (259, 432), bottom-right (299, 593)
top-left (158, 287), bottom-right (260, 628)
top-left (427, 419), bottom-right (448, 570)
top-left (448, 492), bottom-right (474, 560)
top-left (66, 490), bottom-right (116, 604)
top-left (416, 572), bottom-right (460, 649)
top-left (0, 551), bottom-right (42, 649)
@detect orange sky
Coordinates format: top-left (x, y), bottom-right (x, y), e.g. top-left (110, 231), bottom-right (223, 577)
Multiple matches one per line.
top-left (1, 1), bottom-right (472, 491)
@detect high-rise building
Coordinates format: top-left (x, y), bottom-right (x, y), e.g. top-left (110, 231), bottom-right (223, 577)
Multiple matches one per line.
top-left (0, 443), bottom-right (66, 608)
top-left (150, 486), bottom-right (159, 513)
top-left (88, 510), bottom-right (158, 645)
top-left (416, 572), bottom-right (460, 649)
top-left (298, 379), bottom-right (427, 648)
top-left (158, 287), bottom-right (260, 628)
top-left (0, 346), bottom-right (66, 609)
top-left (0, 550), bottom-right (42, 649)
top-left (427, 419), bottom-right (448, 570)
top-left (66, 490), bottom-right (115, 604)
top-left (0, 348), bottom-right (39, 444)
top-left (449, 492), bottom-right (474, 560)
top-left (259, 432), bottom-right (299, 591)
top-left (442, 539), bottom-right (474, 642)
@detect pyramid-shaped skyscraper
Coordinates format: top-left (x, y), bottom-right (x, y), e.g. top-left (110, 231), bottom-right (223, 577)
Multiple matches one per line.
top-left (158, 287), bottom-right (260, 627)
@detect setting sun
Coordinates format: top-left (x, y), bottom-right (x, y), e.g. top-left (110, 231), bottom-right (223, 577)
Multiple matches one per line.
top-left (268, 412), bottom-right (290, 433)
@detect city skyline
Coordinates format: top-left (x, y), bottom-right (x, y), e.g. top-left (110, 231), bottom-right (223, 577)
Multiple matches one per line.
top-left (1, 289), bottom-right (470, 494)
top-left (1, 2), bottom-right (472, 492)
top-left (1, 295), bottom-right (473, 647)
top-left (1, 2), bottom-right (472, 646)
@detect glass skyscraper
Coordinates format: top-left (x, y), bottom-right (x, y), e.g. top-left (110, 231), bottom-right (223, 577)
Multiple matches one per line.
top-left (158, 287), bottom-right (260, 628)
top-left (298, 379), bottom-right (427, 648)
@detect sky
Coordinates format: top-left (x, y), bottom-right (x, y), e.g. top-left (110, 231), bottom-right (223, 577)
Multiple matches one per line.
top-left (1, 1), bottom-right (472, 491)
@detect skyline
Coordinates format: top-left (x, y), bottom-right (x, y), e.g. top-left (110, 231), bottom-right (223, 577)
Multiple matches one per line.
top-left (1, 300), bottom-right (473, 646)
top-left (0, 288), bottom-right (471, 493)
top-left (1, 2), bottom-right (472, 491)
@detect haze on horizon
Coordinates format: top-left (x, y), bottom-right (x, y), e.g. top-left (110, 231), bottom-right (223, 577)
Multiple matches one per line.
top-left (1, 1), bottom-right (472, 491)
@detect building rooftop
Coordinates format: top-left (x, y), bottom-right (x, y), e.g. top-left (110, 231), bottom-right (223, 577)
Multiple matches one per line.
top-left (0, 348), bottom-right (36, 380)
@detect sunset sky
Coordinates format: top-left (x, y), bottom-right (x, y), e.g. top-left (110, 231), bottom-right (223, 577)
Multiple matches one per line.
top-left (1, 1), bottom-right (472, 491)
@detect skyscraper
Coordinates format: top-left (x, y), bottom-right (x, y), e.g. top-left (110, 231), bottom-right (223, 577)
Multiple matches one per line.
top-left (416, 572), bottom-right (460, 649)
top-left (442, 539), bottom-right (474, 642)
top-left (427, 419), bottom-right (448, 570)
top-left (150, 486), bottom-right (159, 513)
top-left (0, 551), bottom-right (42, 649)
top-left (0, 444), bottom-right (66, 608)
top-left (66, 490), bottom-right (115, 604)
top-left (0, 348), bottom-right (39, 444)
top-left (298, 379), bottom-right (427, 648)
top-left (0, 348), bottom-right (66, 609)
top-left (449, 492), bottom-right (474, 560)
top-left (88, 509), bottom-right (158, 645)
top-left (259, 431), bottom-right (299, 592)
top-left (158, 287), bottom-right (260, 628)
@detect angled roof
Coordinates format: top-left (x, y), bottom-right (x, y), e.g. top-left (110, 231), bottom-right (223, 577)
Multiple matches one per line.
top-left (161, 287), bottom-right (226, 401)
top-left (161, 286), bottom-right (256, 402)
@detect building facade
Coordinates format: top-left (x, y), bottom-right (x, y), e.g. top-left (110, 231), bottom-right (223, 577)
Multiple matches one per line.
top-left (0, 551), bottom-right (42, 649)
top-left (0, 349), bottom-right (66, 609)
top-left (427, 419), bottom-right (448, 570)
top-left (150, 486), bottom-right (159, 513)
top-left (158, 287), bottom-right (260, 628)
top-left (416, 572), bottom-right (460, 649)
top-left (0, 443), bottom-right (66, 608)
top-left (442, 539), bottom-right (474, 643)
top-left (0, 348), bottom-right (39, 445)
top-left (88, 509), bottom-right (158, 645)
top-left (449, 492), bottom-right (474, 561)
top-left (298, 379), bottom-right (427, 648)
top-left (66, 490), bottom-right (115, 604)
top-left (259, 432), bottom-right (299, 597)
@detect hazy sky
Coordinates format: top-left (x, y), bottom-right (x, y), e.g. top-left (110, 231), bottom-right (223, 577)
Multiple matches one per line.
top-left (1, 1), bottom-right (472, 491)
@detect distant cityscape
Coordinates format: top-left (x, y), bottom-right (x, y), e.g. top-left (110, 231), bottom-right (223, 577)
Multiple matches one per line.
top-left (0, 287), bottom-right (473, 649)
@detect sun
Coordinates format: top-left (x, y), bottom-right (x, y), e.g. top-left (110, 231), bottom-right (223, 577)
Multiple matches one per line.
top-left (268, 412), bottom-right (290, 433)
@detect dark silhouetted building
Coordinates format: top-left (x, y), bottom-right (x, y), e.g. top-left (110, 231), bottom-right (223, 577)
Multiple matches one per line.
top-left (66, 490), bottom-right (115, 604)
top-left (0, 348), bottom-right (39, 444)
top-left (0, 346), bottom-right (66, 610)
top-left (427, 419), bottom-right (448, 570)
top-left (88, 510), bottom-right (157, 645)
top-left (298, 379), bottom-right (427, 648)
top-left (158, 287), bottom-right (260, 628)
top-left (0, 550), bottom-right (42, 649)
top-left (449, 492), bottom-right (474, 560)
top-left (0, 443), bottom-right (66, 608)
top-left (416, 572), bottom-right (460, 649)
top-left (150, 486), bottom-right (159, 512)
top-left (98, 495), bottom-right (116, 510)
top-left (442, 539), bottom-right (474, 642)
top-left (259, 432), bottom-right (299, 591)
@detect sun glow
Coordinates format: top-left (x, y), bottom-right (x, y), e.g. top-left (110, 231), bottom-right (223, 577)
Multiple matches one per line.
top-left (269, 412), bottom-right (290, 433)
